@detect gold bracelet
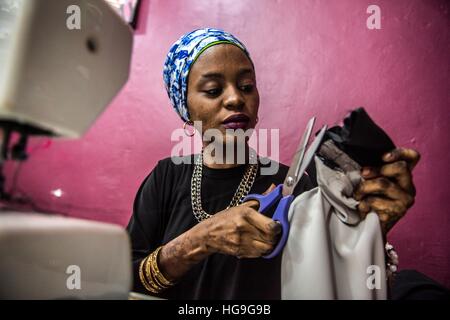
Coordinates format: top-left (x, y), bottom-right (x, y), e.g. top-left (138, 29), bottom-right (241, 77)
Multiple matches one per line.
top-left (150, 249), bottom-right (173, 288)
top-left (145, 251), bottom-right (167, 290)
top-left (145, 255), bottom-right (166, 292)
top-left (149, 256), bottom-right (168, 289)
top-left (139, 257), bottom-right (159, 294)
top-left (151, 246), bottom-right (174, 287)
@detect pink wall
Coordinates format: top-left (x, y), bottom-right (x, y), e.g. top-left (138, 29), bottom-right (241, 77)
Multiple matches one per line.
top-left (5, 0), bottom-right (449, 287)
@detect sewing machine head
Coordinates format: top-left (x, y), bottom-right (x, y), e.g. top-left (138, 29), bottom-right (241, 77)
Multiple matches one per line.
top-left (0, 0), bottom-right (133, 138)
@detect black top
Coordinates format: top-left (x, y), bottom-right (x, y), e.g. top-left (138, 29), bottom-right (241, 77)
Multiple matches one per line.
top-left (126, 155), bottom-right (316, 299)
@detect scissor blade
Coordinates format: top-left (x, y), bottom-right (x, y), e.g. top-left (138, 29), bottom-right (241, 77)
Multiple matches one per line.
top-left (282, 117), bottom-right (316, 196)
top-left (293, 124), bottom-right (328, 191)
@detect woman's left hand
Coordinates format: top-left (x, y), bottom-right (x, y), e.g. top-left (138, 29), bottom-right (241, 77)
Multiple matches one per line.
top-left (354, 147), bottom-right (421, 236)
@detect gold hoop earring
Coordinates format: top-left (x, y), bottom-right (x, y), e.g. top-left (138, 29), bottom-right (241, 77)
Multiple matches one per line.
top-left (183, 120), bottom-right (195, 137)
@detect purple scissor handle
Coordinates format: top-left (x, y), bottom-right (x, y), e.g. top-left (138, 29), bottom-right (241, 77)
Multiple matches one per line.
top-left (243, 184), bottom-right (293, 259)
top-left (243, 118), bottom-right (328, 259)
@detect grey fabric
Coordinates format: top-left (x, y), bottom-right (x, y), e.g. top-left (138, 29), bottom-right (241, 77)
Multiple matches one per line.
top-left (281, 155), bottom-right (387, 299)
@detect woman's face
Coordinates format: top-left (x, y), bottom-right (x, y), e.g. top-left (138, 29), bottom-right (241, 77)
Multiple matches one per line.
top-left (187, 44), bottom-right (259, 143)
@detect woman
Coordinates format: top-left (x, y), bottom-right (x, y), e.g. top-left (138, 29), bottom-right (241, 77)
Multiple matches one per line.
top-left (127, 28), bottom-right (420, 299)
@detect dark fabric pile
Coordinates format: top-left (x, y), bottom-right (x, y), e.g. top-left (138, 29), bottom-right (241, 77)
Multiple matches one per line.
top-left (322, 107), bottom-right (395, 167)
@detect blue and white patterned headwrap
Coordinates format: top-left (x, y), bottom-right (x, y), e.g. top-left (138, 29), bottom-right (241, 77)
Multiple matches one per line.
top-left (163, 28), bottom-right (252, 122)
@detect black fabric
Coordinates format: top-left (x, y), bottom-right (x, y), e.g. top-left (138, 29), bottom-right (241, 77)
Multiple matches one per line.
top-left (126, 155), bottom-right (316, 300)
top-left (391, 270), bottom-right (450, 300)
top-left (323, 107), bottom-right (396, 167)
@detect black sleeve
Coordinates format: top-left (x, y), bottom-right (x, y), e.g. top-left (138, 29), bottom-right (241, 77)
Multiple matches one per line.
top-left (391, 270), bottom-right (450, 300)
top-left (126, 162), bottom-right (166, 294)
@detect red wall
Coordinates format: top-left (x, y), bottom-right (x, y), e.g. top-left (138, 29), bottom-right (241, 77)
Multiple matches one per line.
top-left (5, 0), bottom-right (449, 287)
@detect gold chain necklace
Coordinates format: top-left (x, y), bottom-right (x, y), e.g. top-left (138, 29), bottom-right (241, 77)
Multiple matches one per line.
top-left (191, 151), bottom-right (258, 222)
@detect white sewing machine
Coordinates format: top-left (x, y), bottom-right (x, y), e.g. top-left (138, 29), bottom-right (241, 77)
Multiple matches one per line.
top-left (0, 0), bottom-right (134, 299)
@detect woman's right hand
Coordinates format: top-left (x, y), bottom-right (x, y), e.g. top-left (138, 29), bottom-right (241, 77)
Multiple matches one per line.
top-left (196, 204), bottom-right (281, 258)
top-left (158, 185), bottom-right (279, 282)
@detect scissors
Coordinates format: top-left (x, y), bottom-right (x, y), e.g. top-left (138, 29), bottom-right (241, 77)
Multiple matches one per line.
top-left (243, 117), bottom-right (328, 259)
